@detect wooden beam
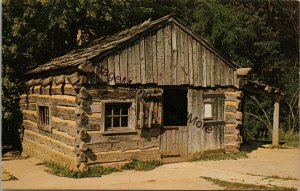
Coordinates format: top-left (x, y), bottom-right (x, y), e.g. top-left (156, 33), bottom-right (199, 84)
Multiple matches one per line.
top-left (236, 68), bottom-right (252, 76)
top-left (272, 98), bottom-right (280, 146)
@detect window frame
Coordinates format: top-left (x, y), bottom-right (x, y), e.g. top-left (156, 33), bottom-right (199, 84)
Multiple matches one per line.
top-left (101, 99), bottom-right (135, 132)
top-left (202, 93), bottom-right (225, 125)
top-left (36, 102), bottom-right (52, 132)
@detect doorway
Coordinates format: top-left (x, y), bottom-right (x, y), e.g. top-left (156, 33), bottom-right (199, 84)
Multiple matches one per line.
top-left (160, 88), bottom-right (188, 163)
top-left (162, 88), bottom-right (187, 126)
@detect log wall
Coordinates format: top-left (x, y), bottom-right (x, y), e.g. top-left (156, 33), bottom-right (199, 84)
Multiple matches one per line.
top-left (81, 85), bottom-right (162, 165)
top-left (224, 89), bottom-right (243, 152)
top-left (21, 73), bottom-right (90, 170)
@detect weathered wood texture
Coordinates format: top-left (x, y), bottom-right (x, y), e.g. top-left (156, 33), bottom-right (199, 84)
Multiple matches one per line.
top-left (160, 89), bottom-right (226, 163)
top-left (21, 83), bottom-right (79, 167)
top-left (22, 138), bottom-right (77, 168)
top-left (187, 89), bottom-right (225, 158)
top-left (87, 85), bottom-right (163, 130)
top-left (89, 23), bottom-right (236, 87)
top-left (224, 90), bottom-right (243, 152)
top-left (85, 128), bottom-right (160, 164)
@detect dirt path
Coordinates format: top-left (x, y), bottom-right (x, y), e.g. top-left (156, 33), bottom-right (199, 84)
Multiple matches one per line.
top-left (2, 148), bottom-right (299, 190)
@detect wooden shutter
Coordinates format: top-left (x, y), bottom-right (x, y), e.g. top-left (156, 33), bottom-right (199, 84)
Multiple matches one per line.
top-left (136, 88), bottom-right (163, 128)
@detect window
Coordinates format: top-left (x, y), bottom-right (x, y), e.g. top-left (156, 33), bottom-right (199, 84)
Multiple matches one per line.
top-left (37, 105), bottom-right (51, 132)
top-left (104, 103), bottom-right (131, 130)
top-left (204, 102), bottom-right (213, 119)
top-left (203, 93), bottom-right (225, 123)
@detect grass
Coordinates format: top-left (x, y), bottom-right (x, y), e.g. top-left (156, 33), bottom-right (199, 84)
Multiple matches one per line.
top-left (44, 159), bottom-right (161, 178)
top-left (246, 173), bottom-right (298, 181)
top-left (282, 141), bottom-right (299, 148)
top-left (200, 176), bottom-right (297, 190)
top-left (44, 160), bottom-right (119, 178)
top-left (121, 159), bottom-right (161, 171)
top-left (192, 151), bottom-right (248, 161)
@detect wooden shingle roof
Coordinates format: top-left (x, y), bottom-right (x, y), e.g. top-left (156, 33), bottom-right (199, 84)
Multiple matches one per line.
top-left (27, 14), bottom-right (239, 75)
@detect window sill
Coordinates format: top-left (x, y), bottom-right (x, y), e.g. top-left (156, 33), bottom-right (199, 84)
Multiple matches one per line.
top-left (101, 129), bottom-right (137, 135)
top-left (204, 121), bottom-right (225, 126)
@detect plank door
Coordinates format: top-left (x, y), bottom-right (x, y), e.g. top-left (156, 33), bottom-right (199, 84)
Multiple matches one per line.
top-left (160, 126), bottom-right (188, 163)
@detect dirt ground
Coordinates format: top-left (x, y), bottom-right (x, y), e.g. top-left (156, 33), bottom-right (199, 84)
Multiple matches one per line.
top-left (2, 147), bottom-right (299, 190)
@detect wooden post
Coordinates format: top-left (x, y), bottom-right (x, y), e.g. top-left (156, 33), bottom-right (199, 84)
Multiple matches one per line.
top-left (272, 97), bottom-right (280, 146)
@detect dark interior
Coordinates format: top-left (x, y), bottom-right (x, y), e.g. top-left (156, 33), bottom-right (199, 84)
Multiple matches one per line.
top-left (163, 88), bottom-right (188, 126)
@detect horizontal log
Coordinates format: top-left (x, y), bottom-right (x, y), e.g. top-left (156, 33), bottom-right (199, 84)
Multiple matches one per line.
top-left (224, 134), bottom-right (238, 144)
top-left (75, 106), bottom-right (85, 116)
top-left (22, 138), bottom-right (77, 169)
top-left (23, 110), bottom-right (37, 122)
top-left (23, 129), bottom-right (76, 157)
top-left (90, 102), bottom-right (102, 113)
top-left (225, 100), bottom-right (237, 107)
top-left (86, 148), bottom-right (160, 164)
top-left (79, 87), bottom-right (90, 99)
top-left (51, 116), bottom-right (77, 136)
top-left (86, 128), bottom-right (160, 144)
top-left (20, 103), bottom-right (36, 111)
top-left (79, 142), bottom-right (88, 151)
top-left (78, 128), bottom-right (87, 139)
top-left (23, 121), bottom-right (76, 146)
top-left (41, 77), bottom-right (53, 87)
top-left (28, 94), bottom-right (77, 106)
top-left (53, 75), bottom-right (65, 86)
top-left (25, 79), bottom-right (35, 87)
top-left (23, 122), bottom-right (75, 146)
top-left (51, 105), bottom-right (77, 121)
top-left (225, 94), bottom-right (237, 101)
top-left (225, 105), bottom-right (237, 113)
top-left (51, 84), bottom-right (63, 95)
top-left (224, 144), bottom-right (239, 152)
top-left (88, 139), bottom-right (159, 153)
top-left (65, 72), bottom-right (80, 85)
top-left (41, 85), bottom-right (51, 95)
top-left (225, 126), bottom-right (240, 134)
top-left (236, 67), bottom-right (252, 76)
top-left (79, 76), bottom-right (88, 84)
top-left (63, 84), bottom-right (76, 95)
top-left (79, 152), bottom-right (87, 162)
top-left (75, 122), bottom-right (101, 131)
top-left (225, 112), bottom-right (237, 124)
top-left (225, 91), bottom-right (243, 98)
top-left (89, 89), bottom-right (136, 100)
top-left (33, 86), bottom-right (42, 94)
top-left (236, 111), bottom-right (243, 121)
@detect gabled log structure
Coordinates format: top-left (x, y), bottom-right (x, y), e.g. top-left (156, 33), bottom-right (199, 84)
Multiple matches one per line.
top-left (20, 15), bottom-right (280, 170)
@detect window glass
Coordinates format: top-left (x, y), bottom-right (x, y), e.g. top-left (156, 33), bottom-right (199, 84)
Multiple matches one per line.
top-left (104, 103), bottom-right (131, 130)
top-left (204, 103), bottom-right (213, 119)
top-left (39, 106), bottom-right (50, 126)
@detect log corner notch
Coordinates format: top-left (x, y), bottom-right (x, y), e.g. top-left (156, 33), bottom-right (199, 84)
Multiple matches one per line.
top-left (240, 79), bottom-right (285, 146)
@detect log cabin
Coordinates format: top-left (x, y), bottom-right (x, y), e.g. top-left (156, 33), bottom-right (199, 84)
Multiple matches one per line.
top-left (20, 15), bottom-right (283, 171)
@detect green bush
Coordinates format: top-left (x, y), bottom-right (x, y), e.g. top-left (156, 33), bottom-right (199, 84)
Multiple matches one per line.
top-left (44, 161), bottom-right (119, 178)
top-left (121, 159), bottom-right (161, 171)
